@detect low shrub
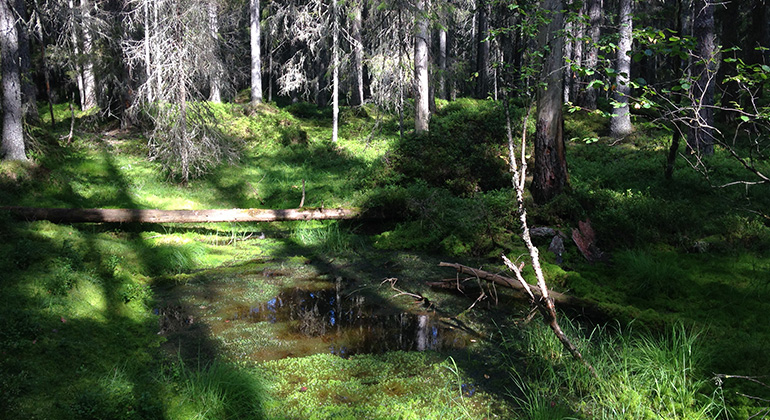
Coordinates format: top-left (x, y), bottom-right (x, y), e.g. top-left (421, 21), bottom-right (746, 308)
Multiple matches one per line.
top-left (391, 99), bottom-right (511, 196)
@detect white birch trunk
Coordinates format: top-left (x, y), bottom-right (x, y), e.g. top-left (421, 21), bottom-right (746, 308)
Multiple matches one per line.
top-left (80, 0), bottom-right (97, 110)
top-left (350, 0), bottom-right (364, 106)
top-left (332, 0), bottom-right (339, 142)
top-left (143, 0), bottom-right (153, 101)
top-left (208, 0), bottom-right (221, 103)
top-left (610, 0), bottom-right (633, 137)
top-left (414, 0), bottom-right (430, 133)
top-left (250, 0), bottom-right (263, 104)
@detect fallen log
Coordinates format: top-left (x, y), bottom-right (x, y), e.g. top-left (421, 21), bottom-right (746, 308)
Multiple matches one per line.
top-left (0, 206), bottom-right (367, 224)
top-left (438, 262), bottom-right (594, 309)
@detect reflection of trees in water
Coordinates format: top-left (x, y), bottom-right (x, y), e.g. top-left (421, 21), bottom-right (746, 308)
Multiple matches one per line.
top-left (297, 302), bottom-right (326, 336)
top-left (243, 287), bottom-right (467, 355)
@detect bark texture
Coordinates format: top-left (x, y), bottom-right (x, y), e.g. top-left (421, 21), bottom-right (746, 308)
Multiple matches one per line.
top-left (437, 262), bottom-right (593, 308)
top-left (208, 0), bottom-right (222, 103)
top-left (688, 0), bottom-right (715, 155)
top-left (250, 0), bottom-right (263, 104)
top-left (350, 0), bottom-right (364, 106)
top-left (1, 0), bottom-right (27, 161)
top-left (14, 0), bottom-right (37, 121)
top-left (474, 0), bottom-right (489, 99)
top-left (531, 0), bottom-right (567, 205)
top-left (610, 0), bottom-right (633, 137)
top-left (80, 0), bottom-right (97, 110)
top-left (1, 207), bottom-right (366, 224)
top-left (414, 0), bottom-right (430, 133)
top-left (438, 28), bottom-right (447, 100)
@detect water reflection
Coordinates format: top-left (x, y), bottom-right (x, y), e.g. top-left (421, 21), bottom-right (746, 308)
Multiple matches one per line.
top-left (233, 287), bottom-right (470, 356)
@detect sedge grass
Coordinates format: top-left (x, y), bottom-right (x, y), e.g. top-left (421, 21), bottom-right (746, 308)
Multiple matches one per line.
top-left (505, 320), bottom-right (727, 420)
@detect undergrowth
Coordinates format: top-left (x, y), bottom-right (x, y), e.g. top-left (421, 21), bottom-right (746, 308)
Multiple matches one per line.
top-left (1, 99), bottom-right (769, 418)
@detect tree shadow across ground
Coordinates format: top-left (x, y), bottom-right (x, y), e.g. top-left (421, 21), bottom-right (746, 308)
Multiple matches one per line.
top-left (0, 138), bottom-right (270, 419)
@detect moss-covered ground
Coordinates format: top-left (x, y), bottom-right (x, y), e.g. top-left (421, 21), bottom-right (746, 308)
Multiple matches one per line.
top-left (1, 99), bottom-right (769, 419)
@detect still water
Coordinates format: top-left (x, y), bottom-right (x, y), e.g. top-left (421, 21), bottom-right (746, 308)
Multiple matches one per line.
top-left (156, 269), bottom-right (473, 362)
top-left (232, 287), bottom-right (469, 357)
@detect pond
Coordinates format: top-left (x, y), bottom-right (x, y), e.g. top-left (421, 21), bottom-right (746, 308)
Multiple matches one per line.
top-left (154, 262), bottom-right (475, 363)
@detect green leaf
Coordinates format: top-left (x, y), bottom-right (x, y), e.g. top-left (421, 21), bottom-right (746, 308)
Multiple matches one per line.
top-left (587, 80), bottom-right (605, 89)
top-left (761, 65), bottom-right (770, 73)
top-left (740, 115), bottom-right (750, 122)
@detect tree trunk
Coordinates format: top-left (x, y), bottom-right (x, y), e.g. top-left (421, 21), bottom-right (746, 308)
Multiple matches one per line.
top-left (687, 0), bottom-right (715, 155)
top-left (716, 1), bottom-right (739, 124)
top-left (331, 0), bottom-right (339, 142)
top-left (563, 18), bottom-right (573, 103)
top-left (208, 0), bottom-right (222, 103)
top-left (579, 0), bottom-right (601, 110)
top-left (34, 6), bottom-right (55, 127)
top-left (531, 0), bottom-right (567, 205)
top-left (438, 28), bottom-right (447, 100)
top-left (570, 4), bottom-right (584, 104)
top-left (143, 0), bottom-right (153, 101)
top-left (474, 0), bottom-right (489, 99)
top-left (1, 207), bottom-right (368, 223)
top-left (414, 0), bottom-right (430, 133)
top-left (68, 0), bottom-right (85, 108)
top-left (350, 0), bottom-right (364, 106)
top-left (153, 0), bottom-right (162, 98)
top-left (610, 0), bottom-right (633, 137)
top-left (1, 0), bottom-right (27, 161)
top-left (764, 1), bottom-right (770, 69)
top-left (80, 0), bottom-right (97, 110)
top-left (665, 0), bottom-right (687, 180)
top-left (14, 0), bottom-right (37, 122)
top-left (250, 0), bottom-right (263, 104)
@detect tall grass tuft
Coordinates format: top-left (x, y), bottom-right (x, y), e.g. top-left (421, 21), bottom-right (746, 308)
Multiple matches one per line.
top-left (291, 221), bottom-right (354, 254)
top-left (162, 357), bottom-right (266, 420)
top-left (506, 320), bottom-right (725, 419)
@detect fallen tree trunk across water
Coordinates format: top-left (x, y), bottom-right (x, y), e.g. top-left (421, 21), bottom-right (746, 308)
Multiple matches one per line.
top-left (0, 206), bottom-right (366, 224)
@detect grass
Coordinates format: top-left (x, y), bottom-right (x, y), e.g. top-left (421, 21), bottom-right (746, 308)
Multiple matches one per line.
top-left (1, 98), bottom-right (770, 418)
top-left (503, 321), bottom-right (725, 420)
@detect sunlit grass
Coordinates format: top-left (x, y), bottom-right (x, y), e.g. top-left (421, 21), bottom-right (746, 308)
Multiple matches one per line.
top-left (505, 321), bottom-right (725, 420)
top-left (259, 352), bottom-right (499, 419)
top-left (2, 99), bottom-right (770, 418)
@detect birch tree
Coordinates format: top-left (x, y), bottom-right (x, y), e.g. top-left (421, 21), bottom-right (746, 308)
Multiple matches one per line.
top-left (331, 0), bottom-right (339, 141)
top-left (414, 0), bottom-right (430, 133)
top-left (250, 0), bottom-right (262, 104)
top-left (208, 0), bottom-right (222, 103)
top-left (610, 0), bottom-right (633, 137)
top-left (349, 0), bottom-right (364, 106)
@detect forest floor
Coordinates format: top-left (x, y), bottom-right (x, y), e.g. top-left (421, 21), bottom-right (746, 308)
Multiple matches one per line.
top-left (1, 99), bottom-right (769, 419)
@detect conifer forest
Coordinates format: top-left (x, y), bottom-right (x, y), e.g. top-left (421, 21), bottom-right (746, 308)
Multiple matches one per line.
top-left (1, 0), bottom-right (770, 418)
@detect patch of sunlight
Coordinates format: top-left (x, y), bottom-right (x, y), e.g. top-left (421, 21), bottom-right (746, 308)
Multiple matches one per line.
top-left (70, 281), bottom-right (108, 321)
top-left (149, 234), bottom-right (194, 245)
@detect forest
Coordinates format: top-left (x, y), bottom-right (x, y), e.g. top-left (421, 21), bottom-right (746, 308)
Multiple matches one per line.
top-left (1, 0), bottom-right (769, 418)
